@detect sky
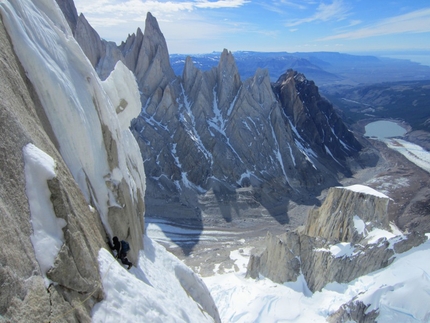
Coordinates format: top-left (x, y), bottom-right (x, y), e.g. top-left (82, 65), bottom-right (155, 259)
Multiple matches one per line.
top-left (73, 0), bottom-right (430, 57)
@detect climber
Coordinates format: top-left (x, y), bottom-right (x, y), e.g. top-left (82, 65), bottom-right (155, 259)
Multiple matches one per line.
top-left (107, 236), bottom-right (133, 270)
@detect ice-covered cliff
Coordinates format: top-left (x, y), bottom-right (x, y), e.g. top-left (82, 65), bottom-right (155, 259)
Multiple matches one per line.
top-left (0, 0), bottom-right (219, 321)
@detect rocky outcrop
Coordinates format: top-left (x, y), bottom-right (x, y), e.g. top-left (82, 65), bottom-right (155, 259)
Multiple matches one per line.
top-left (304, 184), bottom-right (390, 243)
top-left (328, 300), bottom-right (379, 323)
top-left (246, 185), bottom-right (426, 292)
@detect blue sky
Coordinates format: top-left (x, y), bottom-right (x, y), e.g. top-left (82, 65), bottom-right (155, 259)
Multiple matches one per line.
top-left (73, 0), bottom-right (430, 59)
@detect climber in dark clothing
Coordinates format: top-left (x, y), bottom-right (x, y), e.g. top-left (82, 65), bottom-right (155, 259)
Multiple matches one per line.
top-left (107, 236), bottom-right (133, 270)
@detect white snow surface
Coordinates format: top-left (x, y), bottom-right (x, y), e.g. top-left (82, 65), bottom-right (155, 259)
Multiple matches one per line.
top-left (203, 236), bottom-right (430, 322)
top-left (339, 184), bottom-right (390, 199)
top-left (384, 138), bottom-right (430, 174)
top-left (23, 144), bottom-right (66, 286)
top-left (353, 215), bottom-right (366, 235)
top-left (101, 61), bottom-right (141, 131)
top-left (92, 236), bottom-right (216, 323)
top-left (0, 0), bottom-right (146, 236)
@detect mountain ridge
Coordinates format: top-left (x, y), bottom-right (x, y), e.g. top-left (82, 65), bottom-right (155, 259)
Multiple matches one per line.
top-left (170, 51), bottom-right (430, 87)
top-left (68, 11), bottom-right (370, 231)
top-left (1, 0), bottom-right (429, 321)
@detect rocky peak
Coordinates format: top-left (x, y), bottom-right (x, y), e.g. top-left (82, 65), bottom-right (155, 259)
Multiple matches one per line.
top-left (216, 49), bottom-right (241, 112)
top-left (182, 56), bottom-right (202, 92)
top-left (63, 8), bottom-right (366, 224)
top-left (246, 184), bottom-right (426, 294)
top-left (273, 69), bottom-right (362, 174)
top-left (75, 13), bottom-right (105, 68)
top-left (119, 13), bottom-right (176, 104)
top-left (119, 28), bottom-right (144, 73)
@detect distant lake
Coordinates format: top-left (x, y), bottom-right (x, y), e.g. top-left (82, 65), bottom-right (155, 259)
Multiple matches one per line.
top-left (365, 120), bottom-right (407, 139)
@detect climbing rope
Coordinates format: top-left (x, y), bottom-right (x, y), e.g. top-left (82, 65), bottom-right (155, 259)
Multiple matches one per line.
top-left (45, 252), bottom-right (118, 323)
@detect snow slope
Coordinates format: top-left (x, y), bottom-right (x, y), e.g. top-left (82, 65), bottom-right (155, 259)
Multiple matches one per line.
top-left (384, 138), bottom-right (430, 174)
top-left (92, 236), bottom-right (218, 323)
top-left (203, 235), bottom-right (430, 322)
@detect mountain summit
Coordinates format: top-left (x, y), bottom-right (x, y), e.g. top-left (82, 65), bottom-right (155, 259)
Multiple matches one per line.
top-left (69, 11), bottom-right (367, 224)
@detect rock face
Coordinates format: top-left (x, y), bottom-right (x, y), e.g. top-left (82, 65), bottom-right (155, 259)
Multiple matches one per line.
top-left (304, 184), bottom-right (390, 243)
top-left (246, 185), bottom-right (426, 293)
top-left (65, 8), bottom-right (366, 222)
top-left (0, 16), bottom-right (103, 322)
top-left (133, 50), bottom-right (364, 220)
top-left (0, 0), bottom-right (146, 321)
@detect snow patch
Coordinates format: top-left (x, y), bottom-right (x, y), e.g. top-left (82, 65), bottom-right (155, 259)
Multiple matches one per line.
top-left (23, 144), bottom-right (66, 286)
top-left (366, 228), bottom-right (396, 245)
top-left (340, 184), bottom-right (389, 199)
top-left (330, 243), bottom-right (356, 258)
top-left (315, 242), bottom-right (357, 259)
top-left (353, 215), bottom-right (366, 235)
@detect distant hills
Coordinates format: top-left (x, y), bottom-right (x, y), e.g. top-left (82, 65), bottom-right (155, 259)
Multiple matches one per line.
top-left (325, 80), bottom-right (430, 132)
top-left (170, 51), bottom-right (430, 89)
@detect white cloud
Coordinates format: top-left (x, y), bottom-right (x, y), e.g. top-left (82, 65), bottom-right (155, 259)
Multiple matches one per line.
top-left (194, 0), bottom-right (249, 9)
top-left (320, 8), bottom-right (430, 40)
top-left (285, 0), bottom-right (349, 27)
top-left (75, 0), bottom-right (247, 16)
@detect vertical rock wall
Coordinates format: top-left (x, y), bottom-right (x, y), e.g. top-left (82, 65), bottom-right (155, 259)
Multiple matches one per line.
top-left (246, 185), bottom-right (425, 293)
top-left (0, 17), bottom-right (105, 322)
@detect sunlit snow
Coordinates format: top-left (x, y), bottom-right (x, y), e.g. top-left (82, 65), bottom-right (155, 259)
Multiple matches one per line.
top-left (92, 236), bottom-right (216, 323)
top-left (384, 138), bottom-right (430, 174)
top-left (203, 236), bottom-right (430, 322)
top-left (23, 144), bottom-right (67, 286)
top-left (340, 184), bottom-right (390, 199)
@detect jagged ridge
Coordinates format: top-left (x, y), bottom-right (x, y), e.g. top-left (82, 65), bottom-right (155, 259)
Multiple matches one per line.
top-left (68, 7), bottom-right (365, 222)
